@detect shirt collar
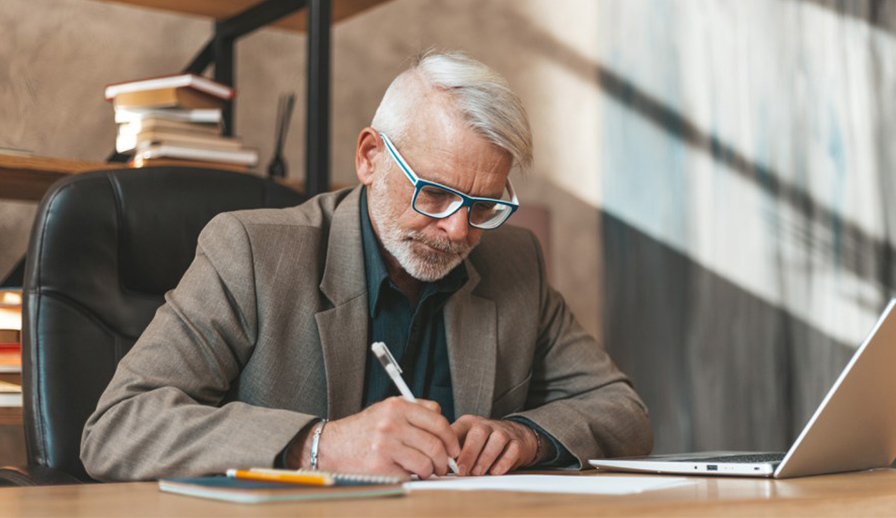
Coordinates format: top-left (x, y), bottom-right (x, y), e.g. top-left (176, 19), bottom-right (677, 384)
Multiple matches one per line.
top-left (360, 187), bottom-right (468, 317)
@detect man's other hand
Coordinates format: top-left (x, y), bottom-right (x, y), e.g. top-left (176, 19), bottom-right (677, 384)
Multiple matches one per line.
top-left (451, 416), bottom-right (538, 476)
top-left (289, 397), bottom-right (460, 478)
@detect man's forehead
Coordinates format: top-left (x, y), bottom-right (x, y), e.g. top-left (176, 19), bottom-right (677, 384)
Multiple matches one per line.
top-left (394, 96), bottom-right (511, 196)
top-left (409, 146), bottom-right (511, 198)
top-left (406, 95), bottom-right (469, 141)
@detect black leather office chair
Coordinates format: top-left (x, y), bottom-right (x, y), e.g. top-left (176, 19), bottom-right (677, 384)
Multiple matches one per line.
top-left (0, 167), bottom-right (305, 485)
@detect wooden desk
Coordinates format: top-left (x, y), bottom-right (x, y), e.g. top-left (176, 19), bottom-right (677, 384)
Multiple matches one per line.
top-left (1, 470), bottom-right (895, 517)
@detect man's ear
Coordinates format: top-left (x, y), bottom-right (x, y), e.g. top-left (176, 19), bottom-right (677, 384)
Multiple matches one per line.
top-left (355, 127), bottom-right (380, 186)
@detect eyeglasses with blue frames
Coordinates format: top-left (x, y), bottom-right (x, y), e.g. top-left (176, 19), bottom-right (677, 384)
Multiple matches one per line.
top-left (378, 132), bottom-right (519, 230)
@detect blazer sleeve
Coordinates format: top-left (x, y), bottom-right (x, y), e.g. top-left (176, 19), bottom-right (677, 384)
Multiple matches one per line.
top-left (505, 232), bottom-right (654, 468)
top-left (80, 213), bottom-right (317, 481)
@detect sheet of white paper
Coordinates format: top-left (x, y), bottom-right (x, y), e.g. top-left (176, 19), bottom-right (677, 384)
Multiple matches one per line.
top-left (404, 475), bottom-right (694, 495)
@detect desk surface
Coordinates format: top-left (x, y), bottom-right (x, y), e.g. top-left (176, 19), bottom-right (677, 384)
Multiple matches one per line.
top-left (2, 469), bottom-right (896, 517)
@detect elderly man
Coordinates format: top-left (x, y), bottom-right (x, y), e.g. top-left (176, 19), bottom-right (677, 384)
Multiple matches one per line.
top-left (81, 51), bottom-right (652, 481)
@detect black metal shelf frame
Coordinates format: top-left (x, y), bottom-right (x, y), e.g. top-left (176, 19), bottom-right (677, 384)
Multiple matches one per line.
top-left (115, 0), bottom-right (332, 196)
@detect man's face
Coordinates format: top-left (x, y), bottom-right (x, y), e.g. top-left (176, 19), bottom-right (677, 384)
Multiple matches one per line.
top-left (366, 102), bottom-right (513, 282)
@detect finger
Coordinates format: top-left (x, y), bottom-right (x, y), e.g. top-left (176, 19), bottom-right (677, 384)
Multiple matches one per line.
top-left (488, 439), bottom-right (524, 476)
top-left (417, 399), bottom-right (441, 414)
top-left (404, 404), bottom-right (461, 458)
top-left (450, 414), bottom-right (477, 444)
top-left (398, 423), bottom-right (451, 476)
top-left (392, 444), bottom-right (437, 479)
top-left (471, 430), bottom-right (510, 476)
top-left (456, 423), bottom-right (491, 476)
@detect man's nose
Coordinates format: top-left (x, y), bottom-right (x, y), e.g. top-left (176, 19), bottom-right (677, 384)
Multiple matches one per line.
top-left (439, 207), bottom-right (470, 241)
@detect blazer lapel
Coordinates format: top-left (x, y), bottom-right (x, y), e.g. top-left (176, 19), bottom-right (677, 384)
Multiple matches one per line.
top-left (315, 298), bottom-right (367, 419)
top-left (317, 187), bottom-right (369, 420)
top-left (445, 261), bottom-right (497, 419)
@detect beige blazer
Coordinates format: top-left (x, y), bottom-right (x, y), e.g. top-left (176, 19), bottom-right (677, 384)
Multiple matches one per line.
top-left (81, 187), bottom-right (652, 481)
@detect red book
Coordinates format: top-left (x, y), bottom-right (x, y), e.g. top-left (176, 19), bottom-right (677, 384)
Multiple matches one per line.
top-left (0, 343), bottom-right (21, 370)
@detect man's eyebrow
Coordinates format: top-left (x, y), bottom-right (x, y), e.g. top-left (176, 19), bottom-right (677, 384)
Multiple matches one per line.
top-left (430, 177), bottom-right (503, 200)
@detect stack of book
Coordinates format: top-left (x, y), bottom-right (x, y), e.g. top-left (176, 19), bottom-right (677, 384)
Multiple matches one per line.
top-left (105, 74), bottom-right (258, 171)
top-left (0, 378), bottom-right (21, 408)
top-left (0, 289), bottom-right (22, 384)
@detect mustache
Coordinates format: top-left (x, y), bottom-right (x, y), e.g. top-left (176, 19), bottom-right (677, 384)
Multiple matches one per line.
top-left (405, 230), bottom-right (475, 255)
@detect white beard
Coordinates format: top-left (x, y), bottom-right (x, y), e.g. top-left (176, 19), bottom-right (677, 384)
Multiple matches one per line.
top-left (368, 173), bottom-right (477, 282)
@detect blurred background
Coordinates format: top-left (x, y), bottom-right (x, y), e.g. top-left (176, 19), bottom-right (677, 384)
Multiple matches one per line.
top-left (2, 0), bottom-right (894, 455)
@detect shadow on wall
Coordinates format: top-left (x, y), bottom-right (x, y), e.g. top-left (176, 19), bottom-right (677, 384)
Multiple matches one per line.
top-left (594, 64), bottom-right (894, 297)
top-left (601, 211), bottom-right (857, 454)
top-left (503, 5), bottom-right (894, 298)
top-left (500, 3), bottom-right (896, 453)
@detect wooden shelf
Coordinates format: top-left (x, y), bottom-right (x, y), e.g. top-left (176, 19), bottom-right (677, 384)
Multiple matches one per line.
top-left (94, 0), bottom-right (393, 32)
top-left (0, 154), bottom-right (120, 202)
top-left (0, 154), bottom-right (323, 203)
top-left (0, 406), bottom-right (22, 426)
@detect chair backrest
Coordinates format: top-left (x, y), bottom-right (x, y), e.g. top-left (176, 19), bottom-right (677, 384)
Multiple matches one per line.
top-left (21, 167), bottom-right (305, 481)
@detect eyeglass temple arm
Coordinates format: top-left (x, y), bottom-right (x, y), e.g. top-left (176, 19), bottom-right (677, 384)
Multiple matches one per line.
top-left (505, 178), bottom-right (519, 206)
top-left (379, 132), bottom-right (419, 183)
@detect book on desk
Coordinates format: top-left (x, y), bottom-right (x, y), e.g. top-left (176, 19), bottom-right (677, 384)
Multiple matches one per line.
top-left (0, 289), bottom-right (22, 385)
top-left (159, 469), bottom-right (406, 504)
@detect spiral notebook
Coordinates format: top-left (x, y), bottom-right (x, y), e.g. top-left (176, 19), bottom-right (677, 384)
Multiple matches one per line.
top-left (158, 470), bottom-right (406, 504)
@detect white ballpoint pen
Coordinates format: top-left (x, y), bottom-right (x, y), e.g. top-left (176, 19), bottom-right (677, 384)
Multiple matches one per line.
top-left (371, 341), bottom-right (460, 475)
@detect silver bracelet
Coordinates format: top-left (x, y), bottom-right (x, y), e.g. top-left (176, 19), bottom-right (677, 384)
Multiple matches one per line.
top-left (309, 419), bottom-right (328, 470)
top-left (529, 426), bottom-right (543, 466)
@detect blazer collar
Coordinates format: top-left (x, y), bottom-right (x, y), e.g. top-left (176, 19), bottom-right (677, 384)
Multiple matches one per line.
top-left (445, 257), bottom-right (496, 418)
top-left (319, 186), bottom-right (366, 305)
top-left (317, 186), bottom-right (369, 419)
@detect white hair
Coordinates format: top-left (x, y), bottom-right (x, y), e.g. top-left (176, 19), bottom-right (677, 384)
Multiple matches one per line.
top-left (371, 50), bottom-right (533, 172)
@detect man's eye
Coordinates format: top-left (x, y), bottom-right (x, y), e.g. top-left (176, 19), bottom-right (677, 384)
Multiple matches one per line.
top-left (423, 189), bottom-right (450, 200)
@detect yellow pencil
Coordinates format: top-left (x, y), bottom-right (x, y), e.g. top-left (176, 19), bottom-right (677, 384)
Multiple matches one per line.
top-left (226, 468), bottom-right (335, 486)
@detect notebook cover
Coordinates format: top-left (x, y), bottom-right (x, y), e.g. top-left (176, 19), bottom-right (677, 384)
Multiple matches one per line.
top-left (158, 476), bottom-right (406, 504)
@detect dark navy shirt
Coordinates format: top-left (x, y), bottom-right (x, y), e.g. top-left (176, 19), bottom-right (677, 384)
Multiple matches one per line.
top-left (359, 189), bottom-right (466, 421)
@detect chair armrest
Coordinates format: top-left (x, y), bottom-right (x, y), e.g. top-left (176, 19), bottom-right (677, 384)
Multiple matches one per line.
top-left (0, 465), bottom-right (85, 486)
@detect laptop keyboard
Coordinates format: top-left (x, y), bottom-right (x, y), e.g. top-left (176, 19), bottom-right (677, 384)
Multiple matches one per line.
top-left (671, 453), bottom-right (786, 464)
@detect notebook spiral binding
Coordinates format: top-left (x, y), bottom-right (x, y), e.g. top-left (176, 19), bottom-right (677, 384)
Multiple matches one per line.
top-left (292, 469), bottom-right (406, 485)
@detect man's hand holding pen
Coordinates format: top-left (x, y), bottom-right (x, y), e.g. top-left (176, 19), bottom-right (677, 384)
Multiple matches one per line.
top-left (285, 398), bottom-right (542, 478)
top-left (286, 397), bottom-right (460, 478)
top-left (284, 342), bottom-right (542, 478)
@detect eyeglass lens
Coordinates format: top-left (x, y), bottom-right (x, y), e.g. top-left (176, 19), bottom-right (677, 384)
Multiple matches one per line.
top-left (414, 185), bottom-right (512, 229)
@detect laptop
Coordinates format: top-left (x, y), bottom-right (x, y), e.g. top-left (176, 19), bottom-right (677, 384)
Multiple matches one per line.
top-left (590, 298), bottom-right (896, 479)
